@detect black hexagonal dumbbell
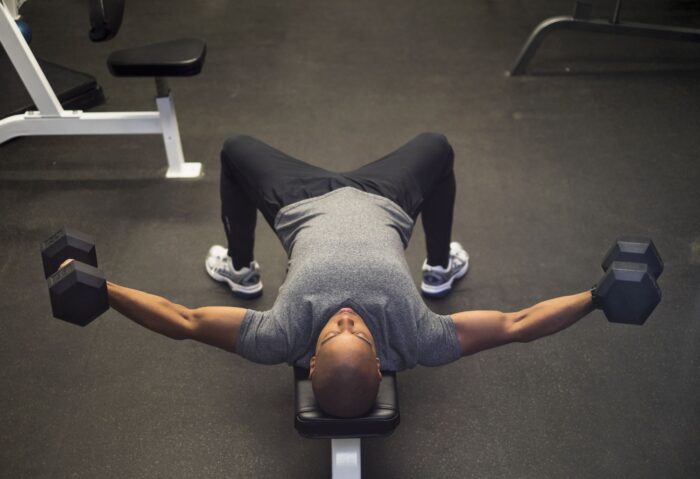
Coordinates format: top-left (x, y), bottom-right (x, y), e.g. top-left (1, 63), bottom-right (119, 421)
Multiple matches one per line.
top-left (41, 228), bottom-right (109, 326)
top-left (601, 237), bottom-right (663, 280)
top-left (41, 227), bottom-right (98, 278)
top-left (593, 237), bottom-right (663, 325)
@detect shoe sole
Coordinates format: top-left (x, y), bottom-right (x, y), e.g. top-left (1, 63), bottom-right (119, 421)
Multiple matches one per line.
top-left (205, 261), bottom-right (263, 299)
top-left (420, 261), bottom-right (469, 299)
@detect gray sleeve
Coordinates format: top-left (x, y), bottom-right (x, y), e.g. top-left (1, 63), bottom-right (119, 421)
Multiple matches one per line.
top-left (236, 309), bottom-right (289, 365)
top-left (417, 313), bottom-right (461, 367)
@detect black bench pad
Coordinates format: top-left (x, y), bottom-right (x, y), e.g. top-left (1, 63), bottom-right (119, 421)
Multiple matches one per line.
top-left (107, 38), bottom-right (206, 77)
top-left (294, 367), bottom-right (400, 439)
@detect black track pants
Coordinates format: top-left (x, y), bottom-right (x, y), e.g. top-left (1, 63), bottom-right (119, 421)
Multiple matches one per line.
top-left (219, 132), bottom-right (456, 269)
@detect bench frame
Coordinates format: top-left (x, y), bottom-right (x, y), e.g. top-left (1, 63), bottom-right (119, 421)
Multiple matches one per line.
top-left (332, 438), bottom-right (362, 479)
top-left (0, 3), bottom-right (201, 178)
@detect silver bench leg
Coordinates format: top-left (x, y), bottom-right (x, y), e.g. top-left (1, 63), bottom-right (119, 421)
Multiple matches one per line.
top-left (331, 438), bottom-right (361, 479)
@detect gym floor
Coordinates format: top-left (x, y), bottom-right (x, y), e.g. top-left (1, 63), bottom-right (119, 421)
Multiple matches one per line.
top-left (1, 0), bottom-right (699, 477)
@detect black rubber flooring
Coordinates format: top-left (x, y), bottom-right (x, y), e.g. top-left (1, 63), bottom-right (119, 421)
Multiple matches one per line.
top-left (1, 0), bottom-right (699, 478)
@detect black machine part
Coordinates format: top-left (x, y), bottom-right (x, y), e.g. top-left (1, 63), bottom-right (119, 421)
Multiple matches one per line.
top-left (89, 0), bottom-right (125, 42)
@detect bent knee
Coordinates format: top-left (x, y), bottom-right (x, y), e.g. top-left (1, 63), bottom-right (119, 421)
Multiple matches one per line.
top-left (416, 132), bottom-right (449, 146)
top-left (221, 134), bottom-right (258, 164)
top-left (416, 132), bottom-right (454, 168)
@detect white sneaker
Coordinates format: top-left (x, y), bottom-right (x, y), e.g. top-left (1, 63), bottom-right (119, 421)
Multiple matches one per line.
top-left (420, 242), bottom-right (469, 298)
top-left (205, 245), bottom-right (263, 299)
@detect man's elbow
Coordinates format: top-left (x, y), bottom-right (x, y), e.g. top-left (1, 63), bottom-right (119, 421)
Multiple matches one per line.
top-left (506, 309), bottom-right (533, 343)
top-left (179, 308), bottom-right (205, 340)
top-left (161, 306), bottom-right (197, 341)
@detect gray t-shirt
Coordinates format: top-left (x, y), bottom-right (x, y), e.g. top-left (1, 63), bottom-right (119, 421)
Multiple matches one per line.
top-left (236, 187), bottom-right (461, 371)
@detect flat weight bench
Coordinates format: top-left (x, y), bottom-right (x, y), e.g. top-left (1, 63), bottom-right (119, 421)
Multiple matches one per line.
top-left (0, 1), bottom-right (204, 178)
top-left (294, 367), bottom-right (400, 479)
top-left (105, 38), bottom-right (206, 178)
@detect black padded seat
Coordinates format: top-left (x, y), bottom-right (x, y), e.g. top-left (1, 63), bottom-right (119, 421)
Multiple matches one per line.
top-left (0, 53), bottom-right (104, 117)
top-left (107, 38), bottom-right (206, 77)
top-left (294, 367), bottom-right (400, 439)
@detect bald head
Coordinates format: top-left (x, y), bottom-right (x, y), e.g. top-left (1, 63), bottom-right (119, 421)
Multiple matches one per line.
top-left (310, 334), bottom-right (381, 418)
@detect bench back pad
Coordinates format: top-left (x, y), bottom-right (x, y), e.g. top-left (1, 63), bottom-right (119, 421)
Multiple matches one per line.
top-left (294, 366), bottom-right (400, 439)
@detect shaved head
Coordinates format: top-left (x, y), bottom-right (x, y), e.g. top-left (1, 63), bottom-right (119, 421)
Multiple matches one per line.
top-left (311, 334), bottom-right (381, 418)
top-left (310, 306), bottom-right (382, 418)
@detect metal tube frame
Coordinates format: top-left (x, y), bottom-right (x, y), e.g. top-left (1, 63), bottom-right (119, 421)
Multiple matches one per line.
top-left (509, 1), bottom-right (700, 75)
top-left (0, 2), bottom-right (202, 178)
top-left (3, 0), bottom-right (28, 19)
top-left (331, 438), bottom-right (362, 479)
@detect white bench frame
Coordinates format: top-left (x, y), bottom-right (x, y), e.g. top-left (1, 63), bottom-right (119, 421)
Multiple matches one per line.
top-left (332, 438), bottom-right (362, 479)
top-left (0, 1), bottom-right (202, 178)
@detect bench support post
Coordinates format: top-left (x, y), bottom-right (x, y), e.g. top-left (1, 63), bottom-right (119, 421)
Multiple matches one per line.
top-left (331, 438), bottom-right (361, 479)
top-left (156, 94), bottom-right (202, 178)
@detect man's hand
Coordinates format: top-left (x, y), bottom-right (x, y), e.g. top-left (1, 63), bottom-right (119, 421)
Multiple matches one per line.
top-left (451, 291), bottom-right (594, 357)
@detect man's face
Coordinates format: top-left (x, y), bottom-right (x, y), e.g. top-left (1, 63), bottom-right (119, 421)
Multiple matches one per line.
top-left (309, 307), bottom-right (381, 379)
top-left (314, 307), bottom-right (376, 354)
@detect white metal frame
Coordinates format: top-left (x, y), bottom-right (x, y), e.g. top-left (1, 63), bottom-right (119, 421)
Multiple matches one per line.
top-left (0, 2), bottom-right (202, 178)
top-left (4, 0), bottom-right (27, 19)
top-left (331, 438), bottom-right (361, 479)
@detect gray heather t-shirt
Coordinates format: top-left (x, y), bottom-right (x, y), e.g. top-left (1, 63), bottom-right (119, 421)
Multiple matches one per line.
top-left (236, 187), bottom-right (461, 371)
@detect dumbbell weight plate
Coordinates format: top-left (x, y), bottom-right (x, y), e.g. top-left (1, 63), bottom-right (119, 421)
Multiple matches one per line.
top-left (601, 237), bottom-right (663, 279)
top-left (596, 261), bottom-right (661, 325)
top-left (41, 227), bottom-right (98, 278)
top-left (47, 261), bottom-right (108, 327)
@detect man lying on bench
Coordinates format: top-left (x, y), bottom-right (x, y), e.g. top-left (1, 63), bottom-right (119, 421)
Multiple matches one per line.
top-left (77, 133), bottom-right (596, 418)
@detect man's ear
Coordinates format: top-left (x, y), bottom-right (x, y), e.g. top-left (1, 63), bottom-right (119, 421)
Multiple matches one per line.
top-left (376, 357), bottom-right (382, 381)
top-left (309, 356), bottom-right (316, 379)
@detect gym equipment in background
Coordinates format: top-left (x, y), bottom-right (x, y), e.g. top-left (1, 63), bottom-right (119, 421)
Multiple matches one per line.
top-left (1, 0), bottom-right (105, 123)
top-left (0, 0), bottom-right (204, 178)
top-left (14, 17), bottom-right (29, 42)
top-left (509, 0), bottom-right (700, 75)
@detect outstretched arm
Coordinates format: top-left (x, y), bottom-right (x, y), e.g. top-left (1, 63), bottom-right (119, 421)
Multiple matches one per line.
top-left (451, 291), bottom-right (594, 357)
top-left (108, 282), bottom-right (247, 353)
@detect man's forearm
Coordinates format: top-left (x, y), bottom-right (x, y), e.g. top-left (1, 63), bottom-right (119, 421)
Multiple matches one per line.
top-left (107, 282), bottom-right (193, 339)
top-left (513, 291), bottom-right (595, 342)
